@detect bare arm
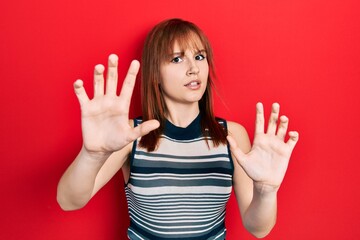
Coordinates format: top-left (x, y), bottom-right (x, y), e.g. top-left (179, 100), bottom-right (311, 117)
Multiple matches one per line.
top-left (57, 54), bottom-right (159, 211)
top-left (228, 103), bottom-right (299, 238)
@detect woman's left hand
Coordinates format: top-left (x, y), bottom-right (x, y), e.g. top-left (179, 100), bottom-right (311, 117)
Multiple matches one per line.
top-left (227, 102), bottom-right (299, 194)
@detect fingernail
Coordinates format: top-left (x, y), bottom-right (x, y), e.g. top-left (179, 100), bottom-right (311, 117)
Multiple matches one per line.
top-left (109, 54), bottom-right (118, 66)
top-left (95, 64), bottom-right (105, 74)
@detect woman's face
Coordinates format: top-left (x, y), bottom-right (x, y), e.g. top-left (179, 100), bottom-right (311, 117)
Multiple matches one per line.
top-left (159, 39), bottom-right (209, 109)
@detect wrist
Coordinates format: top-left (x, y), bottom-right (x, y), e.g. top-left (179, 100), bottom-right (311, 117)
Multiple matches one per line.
top-left (80, 146), bottom-right (112, 163)
top-left (253, 182), bottom-right (279, 199)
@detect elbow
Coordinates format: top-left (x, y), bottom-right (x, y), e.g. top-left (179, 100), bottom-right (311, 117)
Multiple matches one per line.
top-left (56, 183), bottom-right (91, 211)
top-left (246, 227), bottom-right (272, 239)
top-left (244, 221), bottom-right (275, 239)
top-left (56, 193), bottom-right (87, 211)
top-left (57, 203), bottom-right (81, 212)
top-left (251, 231), bottom-right (271, 239)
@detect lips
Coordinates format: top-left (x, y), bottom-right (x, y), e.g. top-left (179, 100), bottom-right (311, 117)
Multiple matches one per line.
top-left (184, 80), bottom-right (201, 87)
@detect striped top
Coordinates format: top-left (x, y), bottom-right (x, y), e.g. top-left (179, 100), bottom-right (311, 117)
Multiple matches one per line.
top-left (125, 114), bottom-right (234, 240)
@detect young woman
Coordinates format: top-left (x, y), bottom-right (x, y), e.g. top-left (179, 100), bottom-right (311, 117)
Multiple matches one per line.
top-left (57, 18), bottom-right (299, 239)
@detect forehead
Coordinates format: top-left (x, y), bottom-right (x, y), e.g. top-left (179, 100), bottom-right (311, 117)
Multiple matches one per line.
top-left (171, 32), bottom-right (205, 52)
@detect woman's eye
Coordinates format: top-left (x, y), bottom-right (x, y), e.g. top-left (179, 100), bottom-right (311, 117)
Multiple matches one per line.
top-left (195, 54), bottom-right (206, 61)
top-left (171, 57), bottom-right (183, 63)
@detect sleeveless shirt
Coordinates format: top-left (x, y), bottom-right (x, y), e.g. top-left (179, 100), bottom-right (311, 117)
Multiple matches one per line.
top-left (125, 115), bottom-right (234, 240)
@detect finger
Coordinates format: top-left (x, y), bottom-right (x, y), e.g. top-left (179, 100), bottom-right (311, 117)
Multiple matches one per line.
top-left (276, 115), bottom-right (289, 140)
top-left (94, 64), bottom-right (105, 98)
top-left (286, 131), bottom-right (299, 150)
top-left (74, 79), bottom-right (90, 106)
top-left (105, 54), bottom-right (119, 96)
top-left (226, 135), bottom-right (246, 164)
top-left (255, 102), bottom-right (265, 134)
top-left (129, 119), bottom-right (160, 140)
top-left (118, 60), bottom-right (140, 110)
top-left (267, 102), bottom-right (280, 135)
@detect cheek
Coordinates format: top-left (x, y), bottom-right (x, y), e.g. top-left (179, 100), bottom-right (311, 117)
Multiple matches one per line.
top-left (159, 68), bottom-right (177, 91)
top-left (160, 65), bottom-right (185, 83)
top-left (199, 59), bottom-right (209, 72)
top-left (159, 66), bottom-right (170, 85)
top-left (200, 62), bottom-right (209, 78)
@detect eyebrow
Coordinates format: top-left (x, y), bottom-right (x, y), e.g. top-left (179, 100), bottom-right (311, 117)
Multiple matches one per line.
top-left (170, 49), bottom-right (207, 56)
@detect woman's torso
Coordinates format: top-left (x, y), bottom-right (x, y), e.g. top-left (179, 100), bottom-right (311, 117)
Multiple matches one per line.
top-left (124, 115), bottom-right (234, 240)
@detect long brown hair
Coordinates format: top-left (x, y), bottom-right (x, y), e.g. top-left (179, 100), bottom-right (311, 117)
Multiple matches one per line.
top-left (139, 18), bottom-right (227, 151)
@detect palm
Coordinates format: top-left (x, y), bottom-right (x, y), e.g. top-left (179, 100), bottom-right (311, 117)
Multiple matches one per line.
top-left (228, 103), bottom-right (299, 192)
top-left (74, 54), bottom-right (159, 154)
top-left (80, 94), bottom-right (133, 153)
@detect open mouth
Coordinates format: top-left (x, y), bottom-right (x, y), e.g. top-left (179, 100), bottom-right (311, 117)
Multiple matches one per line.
top-left (185, 80), bottom-right (201, 87)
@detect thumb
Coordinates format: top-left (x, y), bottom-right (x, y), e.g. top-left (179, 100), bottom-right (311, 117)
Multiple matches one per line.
top-left (131, 119), bottom-right (160, 139)
top-left (227, 135), bottom-right (247, 166)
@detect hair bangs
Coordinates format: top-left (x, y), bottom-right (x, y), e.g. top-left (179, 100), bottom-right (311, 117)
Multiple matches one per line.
top-left (160, 24), bottom-right (209, 62)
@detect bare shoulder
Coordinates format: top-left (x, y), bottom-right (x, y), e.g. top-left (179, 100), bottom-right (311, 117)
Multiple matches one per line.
top-left (227, 121), bottom-right (251, 153)
top-left (227, 121), bottom-right (248, 138)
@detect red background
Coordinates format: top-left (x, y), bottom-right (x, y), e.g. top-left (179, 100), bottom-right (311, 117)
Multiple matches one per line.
top-left (1, 0), bottom-right (359, 239)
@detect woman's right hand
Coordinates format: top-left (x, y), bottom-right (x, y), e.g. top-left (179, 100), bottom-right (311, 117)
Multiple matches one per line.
top-left (73, 54), bottom-right (159, 158)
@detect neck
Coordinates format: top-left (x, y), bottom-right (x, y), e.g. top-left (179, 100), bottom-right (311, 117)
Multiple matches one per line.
top-left (165, 102), bottom-right (200, 128)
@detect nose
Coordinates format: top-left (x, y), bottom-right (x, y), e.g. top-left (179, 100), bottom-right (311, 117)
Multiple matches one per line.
top-left (186, 59), bottom-right (200, 76)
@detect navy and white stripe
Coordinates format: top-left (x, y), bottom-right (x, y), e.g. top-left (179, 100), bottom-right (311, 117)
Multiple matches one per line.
top-left (125, 115), bottom-right (233, 239)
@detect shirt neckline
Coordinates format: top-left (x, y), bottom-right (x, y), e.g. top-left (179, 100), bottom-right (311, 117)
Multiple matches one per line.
top-left (164, 114), bottom-right (202, 140)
